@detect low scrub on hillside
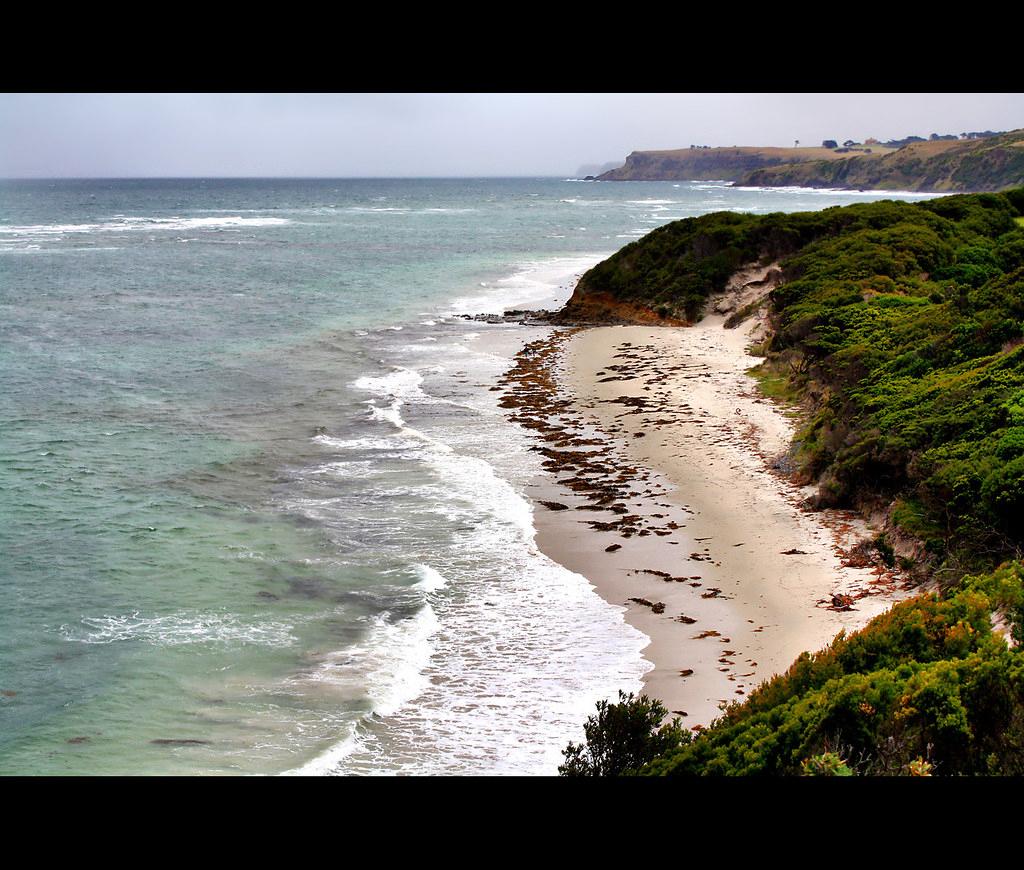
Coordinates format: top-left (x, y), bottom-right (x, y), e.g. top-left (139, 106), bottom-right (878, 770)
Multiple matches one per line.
top-left (641, 562), bottom-right (1024, 776)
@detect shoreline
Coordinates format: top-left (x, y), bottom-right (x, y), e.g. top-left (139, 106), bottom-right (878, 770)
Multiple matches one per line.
top-left (503, 316), bottom-right (916, 728)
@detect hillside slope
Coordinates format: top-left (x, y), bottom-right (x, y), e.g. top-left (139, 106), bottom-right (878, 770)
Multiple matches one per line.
top-left (643, 562), bottom-right (1024, 776)
top-left (596, 145), bottom-right (884, 182)
top-left (739, 129), bottom-right (1024, 192)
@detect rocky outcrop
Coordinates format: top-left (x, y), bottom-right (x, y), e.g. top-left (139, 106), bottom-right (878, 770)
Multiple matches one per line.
top-left (454, 309), bottom-right (554, 325)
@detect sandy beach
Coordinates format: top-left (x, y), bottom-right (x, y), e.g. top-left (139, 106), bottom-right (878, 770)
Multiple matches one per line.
top-left (502, 315), bottom-right (914, 728)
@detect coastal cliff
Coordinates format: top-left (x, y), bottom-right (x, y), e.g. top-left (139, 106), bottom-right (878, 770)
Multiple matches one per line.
top-left (596, 145), bottom-right (873, 182)
top-left (595, 129), bottom-right (1024, 193)
top-left (739, 129), bottom-right (1024, 192)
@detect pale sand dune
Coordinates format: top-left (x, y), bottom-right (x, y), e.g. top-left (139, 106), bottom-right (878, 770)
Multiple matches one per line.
top-left (532, 316), bottom-right (913, 728)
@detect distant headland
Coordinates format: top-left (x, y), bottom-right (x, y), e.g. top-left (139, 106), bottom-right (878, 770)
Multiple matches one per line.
top-left (591, 129), bottom-right (1024, 193)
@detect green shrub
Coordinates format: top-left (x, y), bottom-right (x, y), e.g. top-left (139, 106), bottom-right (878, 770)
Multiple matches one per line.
top-left (801, 752), bottom-right (854, 776)
top-left (559, 692), bottom-right (688, 776)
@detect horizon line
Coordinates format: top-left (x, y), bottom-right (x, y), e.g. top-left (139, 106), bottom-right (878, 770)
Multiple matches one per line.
top-left (0, 174), bottom-right (596, 182)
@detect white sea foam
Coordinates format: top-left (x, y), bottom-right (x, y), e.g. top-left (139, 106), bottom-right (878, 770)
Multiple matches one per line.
top-left (310, 459), bottom-right (384, 479)
top-left (369, 606), bottom-right (441, 717)
top-left (285, 597), bottom-right (442, 776)
top-left (327, 431), bottom-right (649, 774)
top-left (281, 342), bottom-right (654, 775)
top-left (309, 606), bottom-right (439, 714)
top-left (344, 207), bottom-right (410, 213)
top-left (292, 338), bottom-right (651, 774)
top-left (447, 254), bottom-right (609, 316)
top-left (732, 185), bottom-right (947, 198)
top-left (410, 343), bottom-right (467, 357)
top-left (369, 403), bottom-right (403, 428)
top-left (352, 367), bottom-right (424, 402)
top-left (0, 215), bottom-right (290, 240)
top-left (312, 433), bottom-right (422, 452)
top-left (415, 564), bottom-right (449, 593)
top-left (0, 244), bottom-right (123, 254)
top-left (283, 728), bottom-right (363, 776)
top-left (350, 366), bottom-right (427, 430)
top-left (59, 611), bottom-right (298, 647)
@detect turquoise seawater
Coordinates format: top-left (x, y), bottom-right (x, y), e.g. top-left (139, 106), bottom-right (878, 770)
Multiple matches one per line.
top-left (0, 178), bottom-right (940, 774)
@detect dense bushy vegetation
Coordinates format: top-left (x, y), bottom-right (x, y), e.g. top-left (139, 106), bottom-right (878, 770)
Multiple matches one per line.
top-left (579, 206), bottom-right (890, 320)
top-left (767, 192), bottom-right (1024, 571)
top-left (641, 563), bottom-right (1024, 776)
top-left (561, 189), bottom-right (1024, 775)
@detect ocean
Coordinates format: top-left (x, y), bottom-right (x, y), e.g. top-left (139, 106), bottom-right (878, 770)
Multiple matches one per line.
top-left (0, 177), bottom-right (939, 774)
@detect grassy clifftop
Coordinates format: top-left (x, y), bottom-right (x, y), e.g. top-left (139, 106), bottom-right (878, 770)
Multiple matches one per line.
top-left (596, 144), bottom-right (887, 182)
top-left (739, 129), bottom-right (1024, 192)
top-left (596, 130), bottom-right (1024, 193)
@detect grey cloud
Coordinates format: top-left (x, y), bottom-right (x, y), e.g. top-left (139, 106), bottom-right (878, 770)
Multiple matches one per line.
top-left (1, 92), bottom-right (1021, 178)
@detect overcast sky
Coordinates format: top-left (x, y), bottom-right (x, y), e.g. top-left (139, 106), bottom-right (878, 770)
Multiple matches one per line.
top-left (2, 93), bottom-right (1022, 178)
